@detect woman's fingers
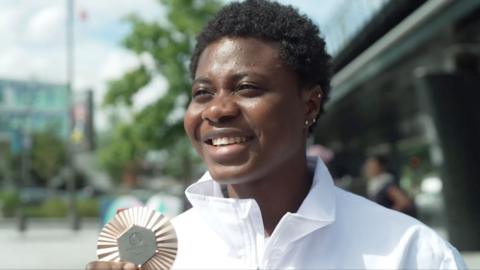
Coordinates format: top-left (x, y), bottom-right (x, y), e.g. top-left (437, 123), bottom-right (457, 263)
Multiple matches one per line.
top-left (85, 261), bottom-right (138, 270)
top-left (121, 262), bottom-right (138, 270)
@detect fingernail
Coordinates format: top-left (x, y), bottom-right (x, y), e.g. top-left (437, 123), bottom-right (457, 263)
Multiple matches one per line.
top-left (123, 262), bottom-right (137, 270)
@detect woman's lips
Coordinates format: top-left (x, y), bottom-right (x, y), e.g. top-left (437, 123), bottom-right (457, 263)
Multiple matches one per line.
top-left (203, 135), bottom-right (254, 163)
top-left (210, 136), bottom-right (248, 146)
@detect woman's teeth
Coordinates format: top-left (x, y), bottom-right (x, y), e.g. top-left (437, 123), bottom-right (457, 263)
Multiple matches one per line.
top-left (211, 137), bottom-right (247, 146)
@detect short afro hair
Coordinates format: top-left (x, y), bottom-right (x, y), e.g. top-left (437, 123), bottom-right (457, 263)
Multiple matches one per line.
top-left (189, 0), bottom-right (332, 120)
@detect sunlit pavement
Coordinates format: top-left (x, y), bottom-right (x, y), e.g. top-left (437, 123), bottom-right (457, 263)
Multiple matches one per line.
top-left (463, 252), bottom-right (480, 269)
top-left (0, 219), bottom-right (479, 270)
top-left (0, 219), bottom-right (100, 270)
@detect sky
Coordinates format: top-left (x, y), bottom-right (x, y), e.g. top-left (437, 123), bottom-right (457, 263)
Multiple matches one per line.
top-left (0, 0), bottom-right (383, 130)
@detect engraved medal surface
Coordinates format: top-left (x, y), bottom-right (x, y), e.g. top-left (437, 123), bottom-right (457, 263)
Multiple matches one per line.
top-left (97, 207), bottom-right (177, 270)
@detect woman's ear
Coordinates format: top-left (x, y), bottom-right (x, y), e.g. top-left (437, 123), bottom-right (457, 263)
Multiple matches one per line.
top-left (302, 85), bottom-right (323, 125)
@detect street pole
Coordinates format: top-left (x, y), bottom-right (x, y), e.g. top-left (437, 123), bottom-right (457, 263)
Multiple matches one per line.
top-left (17, 82), bottom-right (36, 232)
top-left (66, 0), bottom-right (80, 231)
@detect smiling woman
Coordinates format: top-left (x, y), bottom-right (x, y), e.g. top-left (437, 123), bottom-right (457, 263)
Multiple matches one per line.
top-left (87, 0), bottom-right (466, 269)
top-left (185, 37), bottom-right (317, 186)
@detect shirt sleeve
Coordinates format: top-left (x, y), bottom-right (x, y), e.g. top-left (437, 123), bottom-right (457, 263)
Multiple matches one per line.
top-left (403, 225), bottom-right (469, 270)
top-left (438, 244), bottom-right (468, 270)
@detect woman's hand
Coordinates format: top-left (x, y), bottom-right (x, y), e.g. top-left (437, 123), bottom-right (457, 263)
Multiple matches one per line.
top-left (387, 186), bottom-right (412, 212)
top-left (85, 261), bottom-right (138, 270)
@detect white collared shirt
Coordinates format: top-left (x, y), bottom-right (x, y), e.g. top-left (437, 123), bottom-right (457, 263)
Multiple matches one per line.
top-left (171, 158), bottom-right (466, 269)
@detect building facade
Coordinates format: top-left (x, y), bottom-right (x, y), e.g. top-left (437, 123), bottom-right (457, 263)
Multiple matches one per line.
top-left (317, 0), bottom-right (480, 251)
top-left (0, 79), bottom-right (70, 152)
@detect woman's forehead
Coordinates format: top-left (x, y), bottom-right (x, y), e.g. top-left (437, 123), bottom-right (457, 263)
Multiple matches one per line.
top-left (195, 37), bottom-right (287, 79)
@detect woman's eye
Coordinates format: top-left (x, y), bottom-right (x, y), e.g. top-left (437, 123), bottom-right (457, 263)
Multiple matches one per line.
top-left (192, 89), bottom-right (213, 101)
top-left (236, 84), bottom-right (264, 97)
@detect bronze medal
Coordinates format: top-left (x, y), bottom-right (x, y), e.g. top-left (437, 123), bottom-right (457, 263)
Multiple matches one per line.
top-left (97, 207), bottom-right (177, 270)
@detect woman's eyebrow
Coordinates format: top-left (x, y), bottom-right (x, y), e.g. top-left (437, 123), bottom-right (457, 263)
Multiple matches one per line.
top-left (231, 72), bottom-right (249, 82)
top-left (192, 77), bottom-right (211, 85)
top-left (193, 72), bottom-right (268, 86)
top-left (231, 72), bottom-right (267, 82)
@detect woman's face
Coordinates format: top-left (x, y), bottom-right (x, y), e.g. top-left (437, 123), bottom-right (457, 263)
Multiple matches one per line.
top-left (364, 158), bottom-right (383, 178)
top-left (184, 37), bottom-right (316, 184)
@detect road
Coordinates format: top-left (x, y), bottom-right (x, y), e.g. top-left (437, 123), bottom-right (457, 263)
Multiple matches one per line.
top-left (0, 219), bottom-right (479, 270)
top-left (0, 219), bottom-right (99, 270)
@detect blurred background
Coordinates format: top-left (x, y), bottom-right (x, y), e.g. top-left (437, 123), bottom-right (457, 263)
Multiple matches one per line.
top-left (0, 0), bottom-right (479, 269)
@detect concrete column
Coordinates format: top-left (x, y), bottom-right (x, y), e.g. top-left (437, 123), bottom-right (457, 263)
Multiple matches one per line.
top-left (415, 72), bottom-right (480, 250)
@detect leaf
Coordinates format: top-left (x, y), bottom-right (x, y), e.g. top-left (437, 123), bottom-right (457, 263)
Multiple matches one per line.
top-left (103, 65), bottom-right (151, 106)
top-left (99, 0), bottom-right (221, 182)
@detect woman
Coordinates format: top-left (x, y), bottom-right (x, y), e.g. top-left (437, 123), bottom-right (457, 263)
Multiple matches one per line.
top-left (364, 155), bottom-right (416, 216)
top-left (87, 1), bottom-right (465, 269)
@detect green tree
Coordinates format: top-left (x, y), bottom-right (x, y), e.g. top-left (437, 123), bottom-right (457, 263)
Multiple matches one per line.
top-left (99, 0), bottom-right (220, 184)
top-left (31, 130), bottom-right (66, 186)
top-left (0, 142), bottom-right (17, 188)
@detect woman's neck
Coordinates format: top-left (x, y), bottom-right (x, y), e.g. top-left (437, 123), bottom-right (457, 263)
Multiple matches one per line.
top-left (226, 155), bottom-right (312, 236)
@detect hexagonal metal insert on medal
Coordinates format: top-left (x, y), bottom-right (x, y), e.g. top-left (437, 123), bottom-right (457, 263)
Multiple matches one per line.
top-left (117, 225), bottom-right (156, 266)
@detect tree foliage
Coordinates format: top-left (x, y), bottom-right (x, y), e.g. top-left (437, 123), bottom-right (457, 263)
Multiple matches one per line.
top-left (31, 130), bottom-right (66, 184)
top-left (99, 0), bottom-right (220, 182)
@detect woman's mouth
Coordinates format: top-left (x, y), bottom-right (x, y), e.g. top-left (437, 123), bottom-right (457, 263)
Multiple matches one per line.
top-left (209, 136), bottom-right (249, 147)
top-left (203, 134), bottom-right (254, 163)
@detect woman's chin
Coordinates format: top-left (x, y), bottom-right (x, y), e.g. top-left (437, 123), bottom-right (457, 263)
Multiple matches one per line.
top-left (209, 169), bottom-right (247, 185)
top-left (207, 163), bottom-right (259, 185)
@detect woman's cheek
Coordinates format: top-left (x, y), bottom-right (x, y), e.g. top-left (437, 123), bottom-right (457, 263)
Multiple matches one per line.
top-left (184, 105), bottom-right (202, 141)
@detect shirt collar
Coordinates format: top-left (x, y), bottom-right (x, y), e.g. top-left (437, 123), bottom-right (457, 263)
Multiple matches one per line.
top-left (185, 157), bottom-right (336, 250)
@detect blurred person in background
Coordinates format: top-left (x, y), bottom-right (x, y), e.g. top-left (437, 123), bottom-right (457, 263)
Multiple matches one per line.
top-left (87, 0), bottom-right (464, 269)
top-left (364, 155), bottom-right (416, 217)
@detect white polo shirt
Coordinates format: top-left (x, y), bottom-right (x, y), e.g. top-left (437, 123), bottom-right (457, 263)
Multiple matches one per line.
top-left (171, 158), bottom-right (466, 269)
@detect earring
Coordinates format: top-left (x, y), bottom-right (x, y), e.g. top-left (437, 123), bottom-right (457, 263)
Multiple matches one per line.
top-left (312, 118), bottom-right (316, 123)
top-left (305, 120), bottom-right (309, 126)
top-left (317, 93), bottom-right (322, 98)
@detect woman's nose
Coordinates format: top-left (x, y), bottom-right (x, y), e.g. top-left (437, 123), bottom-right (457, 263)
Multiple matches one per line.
top-left (201, 95), bottom-right (240, 124)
